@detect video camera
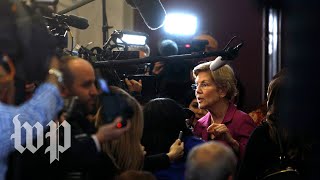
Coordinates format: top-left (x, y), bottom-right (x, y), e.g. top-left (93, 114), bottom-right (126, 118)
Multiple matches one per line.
top-left (177, 39), bottom-right (209, 54)
top-left (76, 30), bottom-right (156, 99)
top-left (0, 0), bottom-right (62, 82)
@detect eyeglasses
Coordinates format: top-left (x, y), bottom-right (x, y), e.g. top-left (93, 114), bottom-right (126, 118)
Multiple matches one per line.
top-left (191, 82), bottom-right (212, 90)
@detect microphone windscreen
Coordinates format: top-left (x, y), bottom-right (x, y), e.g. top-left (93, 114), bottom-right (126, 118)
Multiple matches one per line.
top-left (159, 39), bottom-right (178, 56)
top-left (67, 15), bottom-right (89, 30)
top-left (126, 0), bottom-right (166, 30)
top-left (209, 56), bottom-right (228, 71)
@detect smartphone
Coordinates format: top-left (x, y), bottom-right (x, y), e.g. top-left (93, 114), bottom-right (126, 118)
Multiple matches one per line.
top-left (178, 131), bottom-right (183, 140)
top-left (100, 92), bottom-right (133, 127)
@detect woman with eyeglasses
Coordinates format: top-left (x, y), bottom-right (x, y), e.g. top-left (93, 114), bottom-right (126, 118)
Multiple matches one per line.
top-left (192, 62), bottom-right (256, 159)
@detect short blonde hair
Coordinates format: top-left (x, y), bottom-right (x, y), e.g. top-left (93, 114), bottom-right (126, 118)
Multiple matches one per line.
top-left (193, 62), bottom-right (238, 101)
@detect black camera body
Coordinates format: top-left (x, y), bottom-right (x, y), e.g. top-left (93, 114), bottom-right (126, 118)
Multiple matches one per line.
top-left (178, 39), bottom-right (209, 54)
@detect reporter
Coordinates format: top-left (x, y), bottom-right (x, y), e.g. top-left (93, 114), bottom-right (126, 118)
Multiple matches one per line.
top-left (0, 56), bottom-right (64, 180)
top-left (0, 1), bottom-right (66, 178)
top-left (95, 86), bottom-right (145, 179)
top-left (142, 98), bottom-right (203, 179)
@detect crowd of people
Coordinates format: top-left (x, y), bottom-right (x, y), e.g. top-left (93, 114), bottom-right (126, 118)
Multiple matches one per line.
top-left (0, 1), bottom-right (316, 180)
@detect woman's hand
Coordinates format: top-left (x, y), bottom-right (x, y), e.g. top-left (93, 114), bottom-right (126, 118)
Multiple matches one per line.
top-left (125, 78), bottom-right (142, 93)
top-left (207, 123), bottom-right (232, 141)
top-left (167, 139), bottom-right (184, 162)
top-left (207, 123), bottom-right (239, 153)
top-left (140, 144), bottom-right (146, 156)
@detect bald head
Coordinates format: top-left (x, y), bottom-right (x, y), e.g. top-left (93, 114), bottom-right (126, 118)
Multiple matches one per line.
top-left (186, 142), bottom-right (237, 180)
top-left (69, 58), bottom-right (93, 68)
top-left (60, 57), bottom-right (93, 88)
top-left (60, 56), bottom-right (98, 112)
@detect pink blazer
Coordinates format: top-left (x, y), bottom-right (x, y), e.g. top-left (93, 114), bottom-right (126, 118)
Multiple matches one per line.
top-left (193, 103), bottom-right (256, 159)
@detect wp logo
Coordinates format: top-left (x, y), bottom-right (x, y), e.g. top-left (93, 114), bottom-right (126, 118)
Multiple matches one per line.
top-left (10, 114), bottom-right (71, 163)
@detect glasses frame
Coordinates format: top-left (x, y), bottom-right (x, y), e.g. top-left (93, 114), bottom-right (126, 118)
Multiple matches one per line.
top-left (191, 82), bottom-right (213, 90)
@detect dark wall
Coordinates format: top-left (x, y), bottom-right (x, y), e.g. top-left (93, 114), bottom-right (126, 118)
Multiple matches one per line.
top-left (134, 0), bottom-right (263, 112)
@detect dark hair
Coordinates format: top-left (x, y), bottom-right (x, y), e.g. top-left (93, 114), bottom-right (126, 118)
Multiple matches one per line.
top-left (266, 75), bottom-right (311, 161)
top-left (142, 98), bottom-right (192, 155)
top-left (184, 89), bottom-right (197, 107)
top-left (57, 109), bottom-right (67, 119)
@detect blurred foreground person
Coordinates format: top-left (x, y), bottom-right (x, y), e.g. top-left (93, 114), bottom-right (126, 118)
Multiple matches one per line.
top-left (237, 74), bottom-right (313, 180)
top-left (116, 170), bottom-right (156, 180)
top-left (0, 2), bottom-right (66, 178)
top-left (7, 57), bottom-right (131, 180)
top-left (185, 141), bottom-right (237, 180)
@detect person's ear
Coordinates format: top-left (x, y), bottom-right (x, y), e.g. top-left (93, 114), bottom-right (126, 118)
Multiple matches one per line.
top-left (60, 85), bottom-right (70, 98)
top-left (218, 88), bottom-right (227, 98)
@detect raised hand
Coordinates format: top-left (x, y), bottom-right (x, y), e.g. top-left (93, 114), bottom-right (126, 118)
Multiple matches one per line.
top-left (167, 139), bottom-right (184, 162)
top-left (95, 116), bottom-right (131, 143)
top-left (125, 78), bottom-right (142, 93)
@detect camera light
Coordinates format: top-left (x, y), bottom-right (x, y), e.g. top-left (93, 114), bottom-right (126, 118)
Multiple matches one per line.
top-left (164, 13), bottom-right (198, 36)
top-left (116, 31), bottom-right (148, 46)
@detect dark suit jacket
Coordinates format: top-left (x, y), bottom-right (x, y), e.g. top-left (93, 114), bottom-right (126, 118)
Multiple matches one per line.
top-left (7, 110), bottom-right (117, 180)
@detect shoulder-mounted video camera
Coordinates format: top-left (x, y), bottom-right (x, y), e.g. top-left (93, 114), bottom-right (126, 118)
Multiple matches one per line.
top-left (0, 0), bottom-right (59, 82)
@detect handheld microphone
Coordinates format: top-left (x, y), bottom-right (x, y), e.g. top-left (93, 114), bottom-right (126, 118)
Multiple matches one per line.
top-left (125, 0), bottom-right (166, 30)
top-left (209, 56), bottom-right (231, 71)
top-left (46, 14), bottom-right (89, 30)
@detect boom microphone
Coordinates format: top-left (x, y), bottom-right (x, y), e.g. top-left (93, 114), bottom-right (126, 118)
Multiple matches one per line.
top-left (210, 42), bottom-right (243, 71)
top-left (125, 0), bottom-right (166, 30)
top-left (209, 56), bottom-right (231, 71)
top-left (55, 14), bottom-right (89, 30)
top-left (45, 14), bottom-right (89, 30)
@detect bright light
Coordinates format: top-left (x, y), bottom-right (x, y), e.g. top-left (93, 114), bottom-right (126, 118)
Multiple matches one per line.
top-left (164, 13), bottom-right (197, 36)
top-left (117, 34), bottom-right (147, 45)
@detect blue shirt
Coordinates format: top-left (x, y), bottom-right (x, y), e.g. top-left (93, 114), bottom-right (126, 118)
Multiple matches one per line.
top-left (154, 136), bottom-right (204, 180)
top-left (0, 83), bottom-right (63, 180)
